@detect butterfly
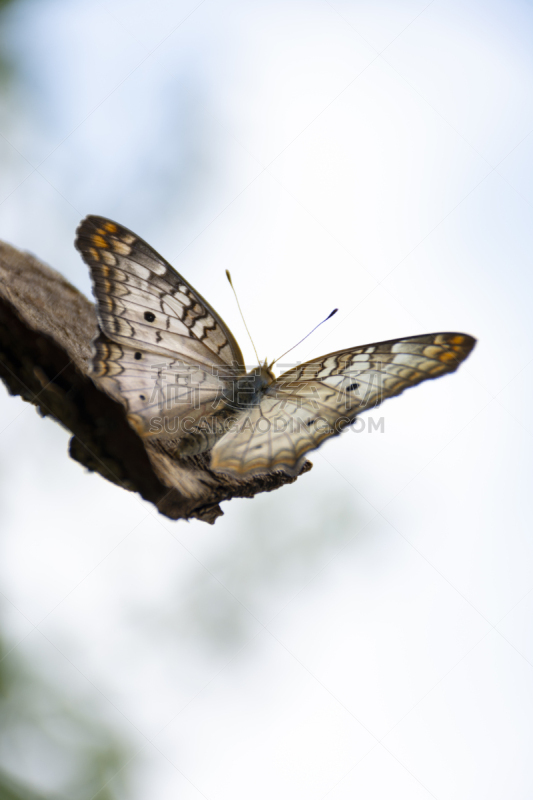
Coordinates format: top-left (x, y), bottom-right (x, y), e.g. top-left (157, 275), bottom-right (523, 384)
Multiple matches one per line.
top-left (75, 216), bottom-right (476, 479)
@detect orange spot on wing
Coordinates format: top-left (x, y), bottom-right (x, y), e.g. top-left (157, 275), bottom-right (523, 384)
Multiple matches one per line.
top-left (450, 335), bottom-right (465, 345)
top-left (429, 364), bottom-right (446, 375)
top-left (92, 360), bottom-right (106, 377)
top-left (92, 234), bottom-right (109, 248)
top-left (104, 222), bottom-right (117, 233)
top-left (89, 247), bottom-right (100, 261)
top-left (128, 414), bottom-right (148, 437)
top-left (439, 351), bottom-right (456, 362)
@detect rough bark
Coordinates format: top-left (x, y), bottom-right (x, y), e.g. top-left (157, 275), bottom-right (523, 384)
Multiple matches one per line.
top-left (0, 240), bottom-right (311, 523)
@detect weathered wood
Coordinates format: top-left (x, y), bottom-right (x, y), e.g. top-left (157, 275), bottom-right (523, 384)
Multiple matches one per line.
top-left (0, 240), bottom-right (311, 523)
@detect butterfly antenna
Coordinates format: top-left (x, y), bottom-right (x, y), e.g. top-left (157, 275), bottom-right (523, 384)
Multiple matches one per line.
top-left (270, 308), bottom-right (338, 368)
top-left (226, 270), bottom-right (261, 365)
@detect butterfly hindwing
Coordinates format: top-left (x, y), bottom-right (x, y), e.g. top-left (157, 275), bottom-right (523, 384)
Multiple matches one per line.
top-left (92, 333), bottom-right (232, 438)
top-left (210, 333), bottom-right (476, 476)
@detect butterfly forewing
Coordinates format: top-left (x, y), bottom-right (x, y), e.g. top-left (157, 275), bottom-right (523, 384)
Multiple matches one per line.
top-left (210, 333), bottom-right (476, 476)
top-left (76, 216), bottom-right (245, 440)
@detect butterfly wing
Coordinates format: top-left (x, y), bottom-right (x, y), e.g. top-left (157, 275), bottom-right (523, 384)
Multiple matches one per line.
top-left (210, 332), bottom-right (476, 476)
top-left (76, 216), bottom-right (245, 439)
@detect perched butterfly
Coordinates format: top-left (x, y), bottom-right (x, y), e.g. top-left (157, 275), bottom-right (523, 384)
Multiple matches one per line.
top-left (75, 216), bottom-right (476, 478)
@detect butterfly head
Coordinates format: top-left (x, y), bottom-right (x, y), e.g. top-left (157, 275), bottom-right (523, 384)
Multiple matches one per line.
top-left (241, 361), bottom-right (275, 387)
top-left (234, 362), bottom-right (276, 408)
top-left (257, 361), bottom-right (276, 384)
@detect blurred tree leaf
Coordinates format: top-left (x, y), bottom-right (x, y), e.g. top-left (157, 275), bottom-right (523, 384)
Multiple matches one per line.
top-left (0, 0), bottom-right (19, 85)
top-left (0, 634), bottom-right (130, 800)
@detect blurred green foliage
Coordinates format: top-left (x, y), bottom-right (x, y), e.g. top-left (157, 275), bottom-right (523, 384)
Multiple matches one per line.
top-left (0, 634), bottom-right (130, 800)
top-left (0, 0), bottom-right (17, 84)
top-left (0, 0), bottom-right (39, 90)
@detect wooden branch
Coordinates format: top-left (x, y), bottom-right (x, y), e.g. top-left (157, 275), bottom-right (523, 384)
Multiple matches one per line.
top-left (0, 240), bottom-right (311, 523)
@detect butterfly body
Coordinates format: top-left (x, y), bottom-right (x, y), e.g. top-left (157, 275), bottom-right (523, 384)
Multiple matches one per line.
top-left (75, 216), bottom-right (476, 479)
top-left (231, 364), bottom-right (277, 406)
top-left (171, 364), bottom-right (277, 458)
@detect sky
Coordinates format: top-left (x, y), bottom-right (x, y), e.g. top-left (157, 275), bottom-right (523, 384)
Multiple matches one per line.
top-left (0, 1), bottom-right (532, 798)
